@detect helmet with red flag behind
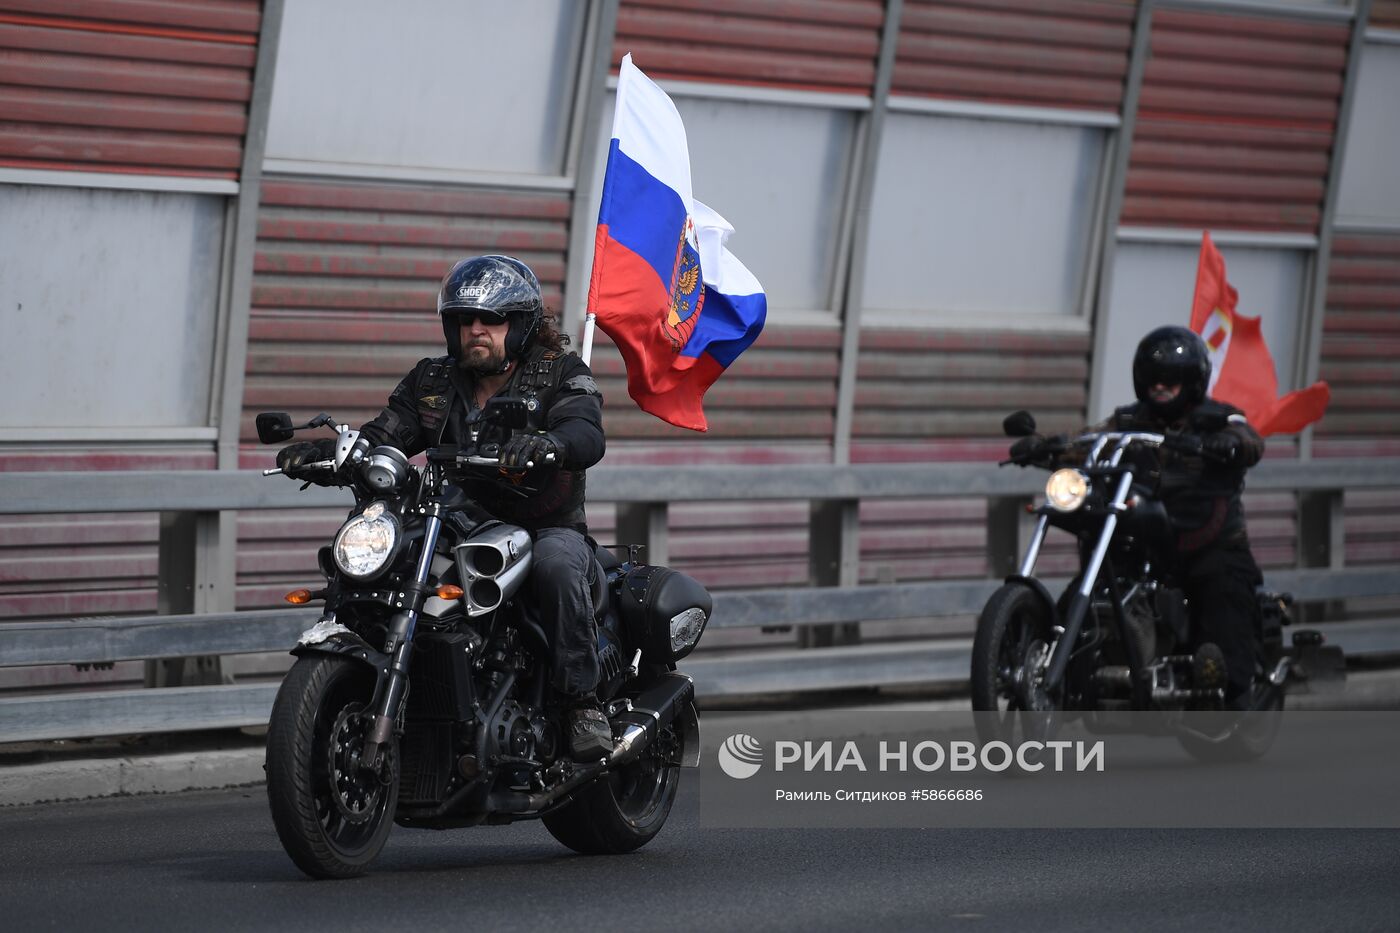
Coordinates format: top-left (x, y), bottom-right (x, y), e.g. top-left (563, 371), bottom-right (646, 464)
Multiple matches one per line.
top-left (1133, 325), bottom-right (1211, 422)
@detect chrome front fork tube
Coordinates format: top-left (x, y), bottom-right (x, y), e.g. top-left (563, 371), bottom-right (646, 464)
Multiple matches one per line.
top-left (364, 509), bottom-right (444, 758)
top-left (1017, 515), bottom-right (1050, 577)
top-left (1043, 469), bottom-right (1136, 694)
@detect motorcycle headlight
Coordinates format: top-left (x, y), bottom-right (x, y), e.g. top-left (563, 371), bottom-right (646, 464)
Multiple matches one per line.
top-left (1045, 469), bottom-right (1089, 512)
top-left (332, 502), bottom-right (400, 579)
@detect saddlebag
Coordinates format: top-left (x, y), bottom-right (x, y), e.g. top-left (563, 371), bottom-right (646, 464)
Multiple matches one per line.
top-left (616, 565), bottom-right (712, 663)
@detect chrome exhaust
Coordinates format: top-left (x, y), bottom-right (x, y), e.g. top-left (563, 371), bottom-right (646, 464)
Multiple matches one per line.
top-left (463, 556), bottom-right (532, 616)
top-left (454, 524), bottom-right (534, 616)
top-left (455, 525), bottom-right (532, 578)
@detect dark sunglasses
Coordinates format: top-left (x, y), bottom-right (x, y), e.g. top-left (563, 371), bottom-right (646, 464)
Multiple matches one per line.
top-left (453, 310), bottom-right (508, 326)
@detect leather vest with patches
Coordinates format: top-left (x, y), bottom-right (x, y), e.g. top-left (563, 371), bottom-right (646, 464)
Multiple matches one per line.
top-left (432, 348), bottom-right (587, 532)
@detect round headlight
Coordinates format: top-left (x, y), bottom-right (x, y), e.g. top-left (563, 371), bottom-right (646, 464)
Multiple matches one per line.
top-left (333, 502), bottom-right (399, 579)
top-left (1045, 469), bottom-right (1089, 512)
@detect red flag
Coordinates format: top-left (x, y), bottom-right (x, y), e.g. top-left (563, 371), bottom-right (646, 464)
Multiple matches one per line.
top-left (1189, 232), bottom-right (1330, 437)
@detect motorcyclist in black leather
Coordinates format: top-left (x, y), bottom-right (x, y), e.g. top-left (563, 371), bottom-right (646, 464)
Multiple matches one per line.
top-left (277, 255), bottom-right (612, 759)
top-left (1016, 326), bottom-right (1266, 708)
top-left (1116, 327), bottom-right (1266, 709)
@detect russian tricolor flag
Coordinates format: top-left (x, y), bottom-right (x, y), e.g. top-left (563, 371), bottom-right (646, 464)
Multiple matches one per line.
top-left (586, 54), bottom-right (767, 432)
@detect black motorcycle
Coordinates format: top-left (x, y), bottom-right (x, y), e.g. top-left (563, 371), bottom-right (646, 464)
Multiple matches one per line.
top-left (256, 402), bottom-right (711, 878)
top-left (970, 410), bottom-right (1344, 761)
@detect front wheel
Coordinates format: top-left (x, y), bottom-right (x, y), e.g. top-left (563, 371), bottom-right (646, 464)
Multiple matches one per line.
top-left (266, 655), bottom-right (398, 878)
top-left (971, 583), bottom-right (1057, 745)
top-left (543, 725), bottom-right (681, 855)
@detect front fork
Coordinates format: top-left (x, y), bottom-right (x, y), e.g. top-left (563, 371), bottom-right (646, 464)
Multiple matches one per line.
top-left (1019, 467), bottom-right (1138, 698)
top-left (360, 504), bottom-right (445, 769)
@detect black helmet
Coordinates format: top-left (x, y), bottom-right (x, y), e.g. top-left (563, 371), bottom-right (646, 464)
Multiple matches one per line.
top-left (436, 255), bottom-right (544, 361)
top-left (1132, 325), bottom-right (1211, 421)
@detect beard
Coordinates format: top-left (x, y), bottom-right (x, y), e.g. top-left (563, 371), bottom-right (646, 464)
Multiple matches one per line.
top-left (457, 341), bottom-right (508, 375)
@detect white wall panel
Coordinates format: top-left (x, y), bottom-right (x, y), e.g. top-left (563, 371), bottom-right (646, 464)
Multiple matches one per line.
top-left (1336, 42), bottom-right (1400, 226)
top-left (862, 113), bottom-right (1103, 321)
top-left (0, 185), bottom-right (223, 429)
top-left (265, 0), bottom-right (585, 178)
top-left (1098, 241), bottom-right (1307, 422)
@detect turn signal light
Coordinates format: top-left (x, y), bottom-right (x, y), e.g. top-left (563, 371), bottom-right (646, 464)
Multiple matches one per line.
top-left (436, 584), bottom-right (464, 600)
top-left (284, 589), bottom-right (313, 605)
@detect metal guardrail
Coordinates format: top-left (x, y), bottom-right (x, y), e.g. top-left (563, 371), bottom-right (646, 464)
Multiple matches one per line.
top-left (4, 459), bottom-right (1400, 513)
top-left (0, 460), bottom-right (1397, 743)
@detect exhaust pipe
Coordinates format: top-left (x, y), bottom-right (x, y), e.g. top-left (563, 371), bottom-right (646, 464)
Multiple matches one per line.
top-left (486, 672), bottom-right (697, 813)
top-left (455, 525), bottom-right (532, 578)
top-left (464, 556), bottom-right (532, 616)
top-left (608, 672), bottom-right (695, 766)
top-left (454, 525), bottom-right (534, 616)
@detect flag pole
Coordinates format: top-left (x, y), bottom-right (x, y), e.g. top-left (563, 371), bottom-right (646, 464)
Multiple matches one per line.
top-left (580, 311), bottom-right (597, 367)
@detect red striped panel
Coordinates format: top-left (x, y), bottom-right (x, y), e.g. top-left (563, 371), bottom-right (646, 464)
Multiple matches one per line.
top-left (1122, 8), bottom-right (1349, 234)
top-left (612, 0), bottom-right (884, 95)
top-left (0, 0), bottom-right (259, 177)
top-left (1371, 0), bottom-right (1400, 30)
top-left (851, 328), bottom-right (1091, 463)
top-left (849, 326), bottom-right (1091, 588)
top-left (242, 176), bottom-right (575, 448)
top-left (892, 0), bottom-right (1135, 112)
top-left (1323, 211), bottom-right (1400, 573)
top-left (1315, 232), bottom-right (1400, 456)
top-left (0, 434), bottom-right (213, 624)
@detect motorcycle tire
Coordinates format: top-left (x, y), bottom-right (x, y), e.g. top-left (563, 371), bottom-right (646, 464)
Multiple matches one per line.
top-left (971, 582), bottom-right (1055, 713)
top-left (266, 655), bottom-right (399, 879)
top-left (543, 725), bottom-right (681, 855)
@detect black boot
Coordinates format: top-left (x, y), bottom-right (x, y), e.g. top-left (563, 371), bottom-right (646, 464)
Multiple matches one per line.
top-left (567, 704), bottom-right (613, 762)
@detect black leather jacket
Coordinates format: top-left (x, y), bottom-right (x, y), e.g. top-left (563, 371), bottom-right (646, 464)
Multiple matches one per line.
top-left (357, 345), bottom-right (605, 533)
top-left (1097, 398), bottom-right (1264, 551)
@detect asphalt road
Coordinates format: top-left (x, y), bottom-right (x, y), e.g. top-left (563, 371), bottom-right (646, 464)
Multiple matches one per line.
top-left (3, 785), bottom-right (1397, 932)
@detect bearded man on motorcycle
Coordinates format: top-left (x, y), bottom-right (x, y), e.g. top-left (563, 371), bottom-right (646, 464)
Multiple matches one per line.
top-left (276, 254), bottom-right (612, 760)
top-left (1017, 325), bottom-right (1266, 709)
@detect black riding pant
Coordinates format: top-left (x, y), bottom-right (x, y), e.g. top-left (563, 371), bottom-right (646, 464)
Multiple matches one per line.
top-left (1180, 543), bottom-right (1263, 703)
top-left (528, 526), bottom-right (600, 699)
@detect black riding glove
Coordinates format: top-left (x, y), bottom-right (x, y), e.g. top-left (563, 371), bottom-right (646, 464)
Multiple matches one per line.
top-left (1009, 435), bottom-right (1045, 461)
top-left (499, 432), bottom-right (561, 471)
top-left (276, 438), bottom-right (338, 481)
top-left (1201, 432), bottom-right (1240, 465)
top-left (1009, 433), bottom-right (1066, 462)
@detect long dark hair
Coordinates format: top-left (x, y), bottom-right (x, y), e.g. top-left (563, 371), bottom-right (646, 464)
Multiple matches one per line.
top-left (535, 308), bottom-right (569, 353)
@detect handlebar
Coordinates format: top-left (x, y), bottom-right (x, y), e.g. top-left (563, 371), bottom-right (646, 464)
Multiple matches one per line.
top-left (262, 458), bottom-right (335, 477)
top-left (459, 452), bottom-right (557, 469)
top-left (1072, 430), bottom-right (1167, 448)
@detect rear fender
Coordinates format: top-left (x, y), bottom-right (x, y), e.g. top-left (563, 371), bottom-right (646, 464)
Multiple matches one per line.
top-left (676, 699), bottom-right (701, 768)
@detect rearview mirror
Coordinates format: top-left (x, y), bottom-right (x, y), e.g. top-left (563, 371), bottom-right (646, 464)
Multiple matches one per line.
top-left (483, 397), bottom-right (529, 431)
top-left (1003, 410), bottom-right (1037, 438)
top-left (256, 412), bottom-right (295, 445)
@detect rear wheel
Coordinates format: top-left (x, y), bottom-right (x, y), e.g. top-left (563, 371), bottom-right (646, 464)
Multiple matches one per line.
top-left (266, 655), bottom-right (398, 878)
top-left (971, 583), bottom-right (1057, 745)
top-left (543, 724), bottom-right (681, 855)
